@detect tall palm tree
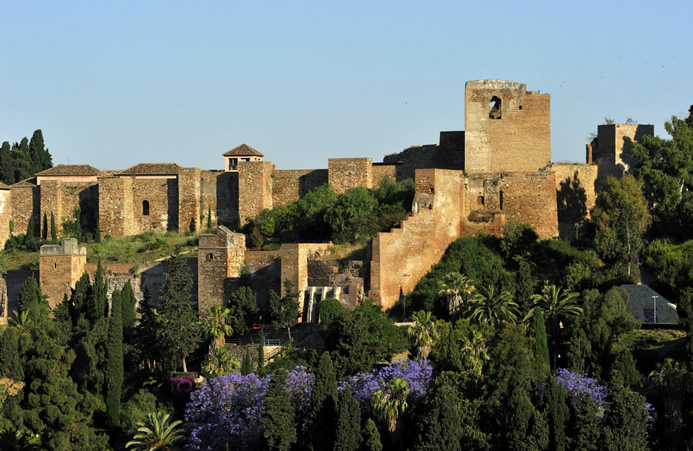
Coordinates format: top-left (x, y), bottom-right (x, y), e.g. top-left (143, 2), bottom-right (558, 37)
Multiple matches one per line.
top-left (202, 305), bottom-right (233, 349)
top-left (460, 329), bottom-right (490, 375)
top-left (407, 310), bottom-right (438, 360)
top-left (371, 377), bottom-right (410, 433)
top-left (529, 284), bottom-right (582, 338)
top-left (202, 346), bottom-right (240, 378)
top-left (438, 272), bottom-right (475, 318)
top-left (125, 412), bottom-right (184, 451)
top-left (8, 310), bottom-right (31, 337)
top-left (467, 284), bottom-right (519, 327)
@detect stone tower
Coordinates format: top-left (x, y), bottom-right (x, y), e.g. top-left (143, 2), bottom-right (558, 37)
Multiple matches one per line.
top-left (39, 238), bottom-right (87, 309)
top-left (197, 226), bottom-right (246, 314)
top-left (464, 80), bottom-right (551, 173)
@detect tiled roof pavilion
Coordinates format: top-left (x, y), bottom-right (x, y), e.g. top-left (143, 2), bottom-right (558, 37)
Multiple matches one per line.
top-left (222, 144), bottom-right (263, 158)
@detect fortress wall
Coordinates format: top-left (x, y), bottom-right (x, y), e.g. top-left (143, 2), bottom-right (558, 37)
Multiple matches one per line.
top-left (328, 158), bottom-right (373, 194)
top-left (200, 170), bottom-right (222, 229)
top-left (197, 228), bottom-right (245, 313)
top-left (215, 172), bottom-right (239, 230)
top-left (40, 180), bottom-right (99, 239)
top-left (271, 169), bottom-right (328, 207)
top-left (10, 185), bottom-right (39, 238)
top-left (594, 124), bottom-right (654, 183)
top-left (178, 168), bottom-right (201, 233)
top-left (553, 163), bottom-right (599, 229)
top-left (465, 80), bottom-right (550, 173)
top-left (130, 177), bottom-right (177, 234)
top-left (99, 177), bottom-right (134, 238)
top-left (371, 165), bottom-right (398, 185)
top-left (370, 169), bottom-right (465, 310)
top-left (498, 171), bottom-right (559, 239)
top-left (238, 161), bottom-right (274, 224)
top-left (0, 189), bottom-right (9, 248)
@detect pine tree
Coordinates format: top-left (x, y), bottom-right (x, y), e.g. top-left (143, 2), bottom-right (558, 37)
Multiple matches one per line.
top-left (362, 418), bottom-right (383, 451)
top-left (262, 369), bottom-right (297, 450)
top-left (241, 349), bottom-right (253, 375)
top-left (42, 212), bottom-right (48, 240)
top-left (158, 251), bottom-right (200, 373)
top-left (308, 352), bottom-right (339, 450)
top-left (334, 387), bottom-right (361, 451)
top-left (50, 211), bottom-right (57, 241)
top-left (106, 289), bottom-right (124, 427)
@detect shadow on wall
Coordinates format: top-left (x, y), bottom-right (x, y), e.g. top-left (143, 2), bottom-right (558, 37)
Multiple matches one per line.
top-left (557, 170), bottom-right (588, 226)
top-left (216, 172), bottom-right (239, 230)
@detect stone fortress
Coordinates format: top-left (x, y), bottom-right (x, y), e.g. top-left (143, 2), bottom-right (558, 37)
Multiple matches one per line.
top-left (0, 80), bottom-right (654, 322)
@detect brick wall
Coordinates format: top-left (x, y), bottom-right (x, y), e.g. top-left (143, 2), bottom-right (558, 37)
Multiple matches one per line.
top-left (594, 124), bottom-right (654, 184)
top-left (328, 158), bottom-right (373, 194)
top-left (10, 185), bottom-right (39, 237)
top-left (271, 169), bottom-right (328, 207)
top-left (370, 169), bottom-right (465, 310)
top-left (496, 171), bottom-right (559, 239)
top-left (465, 80), bottom-right (550, 173)
top-left (238, 161), bottom-right (275, 225)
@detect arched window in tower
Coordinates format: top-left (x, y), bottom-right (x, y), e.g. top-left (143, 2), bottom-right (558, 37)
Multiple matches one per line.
top-left (489, 96), bottom-right (502, 119)
top-left (142, 200), bottom-right (150, 216)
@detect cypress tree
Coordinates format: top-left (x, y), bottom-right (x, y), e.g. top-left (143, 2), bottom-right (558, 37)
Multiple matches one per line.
top-left (95, 220), bottom-right (101, 243)
top-left (42, 211), bottom-right (48, 240)
top-left (612, 350), bottom-right (641, 390)
top-left (258, 329), bottom-right (265, 371)
top-left (241, 349), bottom-right (253, 375)
top-left (362, 418), bottom-right (383, 451)
top-left (602, 371), bottom-right (649, 450)
top-left (24, 215), bottom-right (36, 249)
top-left (207, 205), bottom-right (212, 229)
top-left (530, 308), bottom-right (550, 375)
top-left (436, 328), bottom-right (463, 372)
top-left (28, 129), bottom-right (52, 172)
top-left (50, 211), bottom-right (57, 241)
top-left (120, 280), bottom-right (137, 330)
top-left (505, 350), bottom-right (536, 449)
top-left (262, 369), bottom-right (297, 450)
top-left (414, 383), bottom-right (462, 451)
top-left (88, 260), bottom-right (108, 322)
top-left (106, 289), bottom-right (124, 427)
top-left (544, 376), bottom-right (569, 451)
top-left (0, 327), bottom-right (24, 381)
top-left (571, 393), bottom-right (602, 450)
top-left (335, 387), bottom-right (361, 451)
top-left (308, 351), bottom-right (339, 450)
top-left (0, 141), bottom-right (13, 184)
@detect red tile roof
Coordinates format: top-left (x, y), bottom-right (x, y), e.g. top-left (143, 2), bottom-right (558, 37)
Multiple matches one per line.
top-left (116, 163), bottom-right (183, 175)
top-left (36, 164), bottom-right (105, 177)
top-left (223, 144), bottom-right (264, 157)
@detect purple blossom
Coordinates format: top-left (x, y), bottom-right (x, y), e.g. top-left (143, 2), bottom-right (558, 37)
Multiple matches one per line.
top-left (339, 359), bottom-right (433, 414)
top-left (555, 368), bottom-right (608, 410)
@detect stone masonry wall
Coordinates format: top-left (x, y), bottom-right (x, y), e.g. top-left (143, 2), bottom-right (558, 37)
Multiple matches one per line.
top-left (271, 169), bottom-right (328, 207)
top-left (328, 158), bottom-right (373, 194)
top-left (594, 124), bottom-right (654, 185)
top-left (10, 185), bottom-right (39, 238)
top-left (178, 168), bottom-right (201, 234)
top-left (99, 177), bottom-right (134, 238)
top-left (200, 170), bottom-right (222, 229)
top-left (238, 161), bottom-right (275, 225)
top-left (39, 239), bottom-right (87, 308)
top-left (0, 189), bottom-right (10, 248)
top-left (130, 177), bottom-right (177, 234)
top-left (465, 80), bottom-right (550, 173)
top-left (40, 180), bottom-right (99, 239)
top-left (553, 163), bottom-right (599, 234)
top-left (370, 169), bottom-right (465, 310)
top-left (197, 227), bottom-right (245, 314)
top-left (214, 172), bottom-right (239, 230)
top-left (371, 165), bottom-right (398, 186)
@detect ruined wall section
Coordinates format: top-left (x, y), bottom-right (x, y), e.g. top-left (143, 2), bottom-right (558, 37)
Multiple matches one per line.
top-left (465, 80), bottom-right (550, 173)
top-left (370, 169), bottom-right (465, 310)
top-left (328, 158), bottom-right (373, 194)
top-left (10, 185), bottom-right (39, 238)
top-left (99, 177), bottom-right (134, 238)
top-left (39, 238), bottom-right (87, 308)
top-left (271, 169), bottom-right (328, 207)
top-left (238, 161), bottom-right (274, 224)
top-left (178, 168), bottom-right (201, 233)
top-left (198, 226), bottom-right (245, 314)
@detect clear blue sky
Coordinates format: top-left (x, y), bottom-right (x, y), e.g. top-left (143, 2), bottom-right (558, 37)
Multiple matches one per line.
top-left (2, 1), bottom-right (691, 171)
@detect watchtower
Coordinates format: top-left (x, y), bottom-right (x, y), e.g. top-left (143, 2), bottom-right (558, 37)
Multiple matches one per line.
top-left (39, 238), bottom-right (87, 308)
